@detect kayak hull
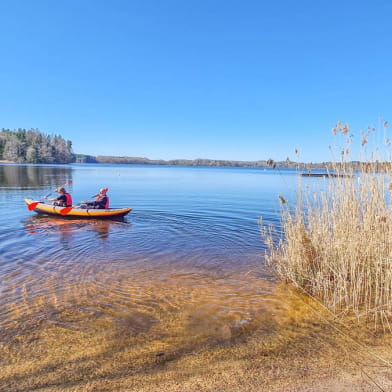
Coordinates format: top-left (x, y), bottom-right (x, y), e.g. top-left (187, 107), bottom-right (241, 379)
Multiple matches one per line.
top-left (25, 199), bottom-right (132, 219)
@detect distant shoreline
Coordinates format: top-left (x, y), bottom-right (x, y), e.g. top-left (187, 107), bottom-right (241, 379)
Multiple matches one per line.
top-left (74, 155), bottom-right (383, 170)
top-left (73, 154), bottom-right (321, 169)
top-left (1, 156), bottom-right (382, 171)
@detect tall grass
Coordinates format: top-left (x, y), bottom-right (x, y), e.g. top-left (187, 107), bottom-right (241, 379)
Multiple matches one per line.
top-left (262, 121), bottom-right (392, 328)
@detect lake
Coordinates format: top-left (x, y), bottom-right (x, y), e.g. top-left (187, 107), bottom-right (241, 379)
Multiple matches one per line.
top-left (0, 163), bottom-right (304, 389)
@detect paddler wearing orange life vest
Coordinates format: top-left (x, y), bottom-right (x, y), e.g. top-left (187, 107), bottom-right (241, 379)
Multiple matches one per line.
top-left (85, 188), bottom-right (109, 209)
top-left (45, 187), bottom-right (73, 207)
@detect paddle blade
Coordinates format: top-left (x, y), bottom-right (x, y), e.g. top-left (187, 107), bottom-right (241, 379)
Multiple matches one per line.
top-left (59, 206), bottom-right (73, 215)
top-left (27, 202), bottom-right (40, 211)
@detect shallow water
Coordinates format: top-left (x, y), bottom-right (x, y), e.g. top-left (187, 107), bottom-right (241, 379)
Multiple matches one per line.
top-left (2, 164), bottom-right (390, 391)
top-left (0, 164), bottom-right (303, 382)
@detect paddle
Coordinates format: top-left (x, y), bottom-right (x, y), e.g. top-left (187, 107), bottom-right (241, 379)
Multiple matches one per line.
top-left (27, 180), bottom-right (73, 211)
top-left (59, 188), bottom-right (109, 215)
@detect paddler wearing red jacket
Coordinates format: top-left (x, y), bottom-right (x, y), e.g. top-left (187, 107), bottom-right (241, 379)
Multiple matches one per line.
top-left (45, 187), bottom-right (73, 207)
top-left (86, 188), bottom-right (109, 209)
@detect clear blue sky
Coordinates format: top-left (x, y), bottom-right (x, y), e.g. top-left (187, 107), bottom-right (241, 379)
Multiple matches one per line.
top-left (0, 0), bottom-right (391, 162)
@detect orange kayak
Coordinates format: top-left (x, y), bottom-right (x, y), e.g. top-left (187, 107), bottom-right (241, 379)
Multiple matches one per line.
top-left (25, 198), bottom-right (132, 219)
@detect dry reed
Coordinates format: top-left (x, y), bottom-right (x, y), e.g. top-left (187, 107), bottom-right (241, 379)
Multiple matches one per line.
top-left (262, 121), bottom-right (392, 328)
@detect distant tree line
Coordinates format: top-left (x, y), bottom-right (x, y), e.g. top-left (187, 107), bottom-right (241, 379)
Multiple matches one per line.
top-left (5, 129), bottom-right (386, 170)
top-left (75, 154), bottom-right (313, 168)
top-left (74, 154), bottom-right (321, 168)
top-left (0, 129), bottom-right (74, 164)
top-left (75, 154), bottom-right (392, 171)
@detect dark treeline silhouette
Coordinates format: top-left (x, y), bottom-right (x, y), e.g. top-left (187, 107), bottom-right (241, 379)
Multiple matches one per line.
top-left (0, 129), bottom-right (74, 164)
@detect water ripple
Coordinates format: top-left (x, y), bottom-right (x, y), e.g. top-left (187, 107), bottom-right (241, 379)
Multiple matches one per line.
top-left (0, 164), bottom-right (289, 342)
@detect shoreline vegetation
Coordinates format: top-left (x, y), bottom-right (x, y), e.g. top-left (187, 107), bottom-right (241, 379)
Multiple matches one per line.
top-left (263, 122), bottom-right (392, 329)
top-left (0, 129), bottom-right (74, 164)
top-left (75, 153), bottom-right (386, 171)
top-left (2, 128), bottom-right (390, 171)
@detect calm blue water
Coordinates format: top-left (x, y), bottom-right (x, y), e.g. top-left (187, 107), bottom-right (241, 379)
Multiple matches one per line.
top-left (0, 163), bottom-right (302, 334)
top-left (0, 164), bottom-right (301, 268)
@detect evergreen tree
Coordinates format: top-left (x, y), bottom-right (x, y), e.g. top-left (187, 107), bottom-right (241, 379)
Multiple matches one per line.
top-left (0, 128), bottom-right (74, 164)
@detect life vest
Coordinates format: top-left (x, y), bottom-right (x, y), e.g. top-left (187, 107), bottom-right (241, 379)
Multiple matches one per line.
top-left (65, 193), bottom-right (72, 207)
top-left (97, 195), bottom-right (109, 209)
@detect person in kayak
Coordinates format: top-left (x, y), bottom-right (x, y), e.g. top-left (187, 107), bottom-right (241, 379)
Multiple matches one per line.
top-left (45, 187), bottom-right (73, 207)
top-left (85, 188), bottom-right (109, 209)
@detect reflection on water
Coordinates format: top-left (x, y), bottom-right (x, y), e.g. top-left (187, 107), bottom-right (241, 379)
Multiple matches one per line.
top-left (0, 164), bottom-right (73, 189)
top-left (0, 163), bottom-right (299, 390)
top-left (24, 215), bottom-right (128, 240)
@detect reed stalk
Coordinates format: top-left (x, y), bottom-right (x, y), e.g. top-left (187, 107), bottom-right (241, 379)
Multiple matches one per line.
top-left (262, 121), bottom-right (392, 328)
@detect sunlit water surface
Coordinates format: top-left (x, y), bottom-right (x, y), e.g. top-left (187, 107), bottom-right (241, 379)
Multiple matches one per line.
top-left (0, 164), bottom-right (308, 376)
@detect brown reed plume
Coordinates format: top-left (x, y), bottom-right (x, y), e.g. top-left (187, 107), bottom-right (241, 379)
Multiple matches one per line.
top-left (262, 120), bottom-right (392, 329)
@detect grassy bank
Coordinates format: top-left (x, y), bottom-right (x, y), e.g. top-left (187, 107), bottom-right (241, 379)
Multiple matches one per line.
top-left (262, 122), bottom-right (392, 329)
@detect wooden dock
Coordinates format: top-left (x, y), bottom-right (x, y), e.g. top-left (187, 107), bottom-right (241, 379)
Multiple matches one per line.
top-left (300, 172), bottom-right (354, 178)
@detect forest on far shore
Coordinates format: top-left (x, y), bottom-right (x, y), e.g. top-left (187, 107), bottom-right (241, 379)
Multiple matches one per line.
top-left (0, 128), bottom-right (308, 168)
top-left (0, 129), bottom-right (74, 164)
top-left (3, 128), bottom-right (379, 171)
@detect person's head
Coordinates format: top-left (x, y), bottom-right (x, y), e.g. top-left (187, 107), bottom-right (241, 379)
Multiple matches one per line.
top-left (99, 188), bottom-right (107, 196)
top-left (56, 187), bottom-right (66, 194)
